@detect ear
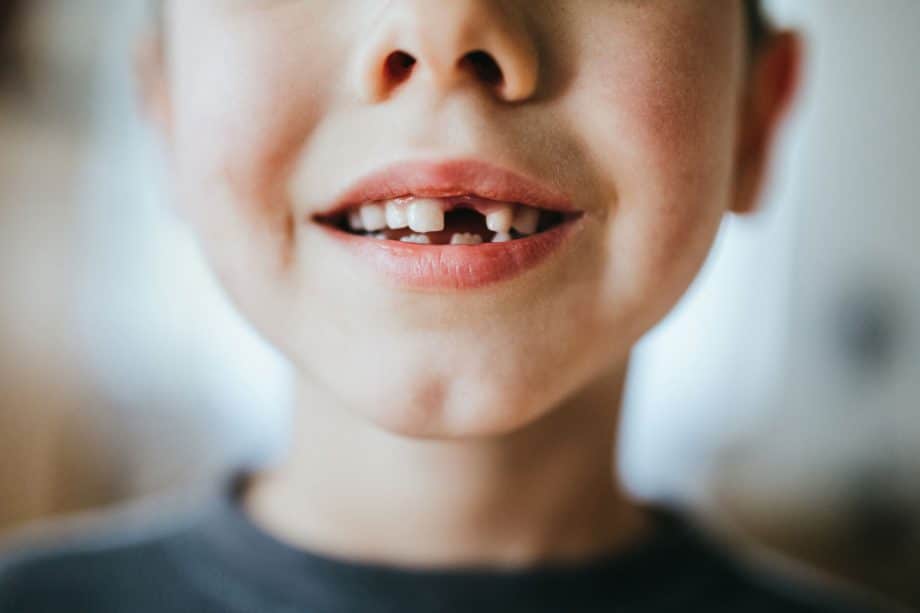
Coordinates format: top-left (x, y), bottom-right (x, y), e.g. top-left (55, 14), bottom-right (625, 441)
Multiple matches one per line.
top-left (133, 26), bottom-right (173, 140)
top-left (730, 31), bottom-right (803, 215)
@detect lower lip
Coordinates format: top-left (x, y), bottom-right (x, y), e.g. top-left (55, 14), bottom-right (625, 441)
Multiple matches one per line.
top-left (314, 216), bottom-right (584, 291)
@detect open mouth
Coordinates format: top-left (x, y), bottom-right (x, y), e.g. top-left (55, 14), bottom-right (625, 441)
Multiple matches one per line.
top-left (314, 196), bottom-right (580, 245)
top-left (308, 158), bottom-right (584, 289)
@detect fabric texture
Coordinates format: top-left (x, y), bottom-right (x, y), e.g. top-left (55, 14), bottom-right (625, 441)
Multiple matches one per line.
top-left (0, 470), bottom-right (881, 613)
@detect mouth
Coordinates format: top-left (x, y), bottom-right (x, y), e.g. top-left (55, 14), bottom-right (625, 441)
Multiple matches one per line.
top-left (314, 196), bottom-right (580, 246)
top-left (309, 159), bottom-right (585, 290)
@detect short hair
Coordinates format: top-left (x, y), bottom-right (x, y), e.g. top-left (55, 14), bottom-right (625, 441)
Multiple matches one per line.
top-left (745, 0), bottom-right (771, 53)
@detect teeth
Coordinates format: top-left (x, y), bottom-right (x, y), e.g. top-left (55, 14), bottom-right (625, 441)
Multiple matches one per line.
top-left (450, 233), bottom-right (484, 245)
top-left (511, 206), bottom-right (540, 235)
top-left (400, 233), bottom-right (431, 244)
top-left (485, 205), bottom-right (514, 233)
top-left (408, 199), bottom-right (445, 233)
top-left (385, 201), bottom-right (409, 229)
top-left (371, 232), bottom-right (388, 240)
top-left (491, 232), bottom-right (512, 243)
top-left (360, 204), bottom-right (387, 232)
top-left (348, 210), bottom-right (365, 231)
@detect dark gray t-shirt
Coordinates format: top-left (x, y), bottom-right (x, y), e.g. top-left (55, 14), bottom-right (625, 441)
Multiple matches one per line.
top-left (0, 471), bottom-right (879, 612)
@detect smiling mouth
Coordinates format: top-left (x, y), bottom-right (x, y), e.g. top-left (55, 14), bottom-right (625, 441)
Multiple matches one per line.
top-left (306, 158), bottom-right (584, 289)
top-left (313, 195), bottom-right (581, 245)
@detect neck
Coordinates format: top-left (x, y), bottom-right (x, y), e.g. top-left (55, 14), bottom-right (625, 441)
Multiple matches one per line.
top-left (242, 357), bottom-right (650, 569)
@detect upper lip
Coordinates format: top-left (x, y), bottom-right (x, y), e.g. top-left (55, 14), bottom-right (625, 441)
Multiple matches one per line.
top-left (319, 158), bottom-right (577, 217)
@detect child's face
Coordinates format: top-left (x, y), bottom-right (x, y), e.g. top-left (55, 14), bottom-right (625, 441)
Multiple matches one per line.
top-left (151, 1), bottom-right (781, 438)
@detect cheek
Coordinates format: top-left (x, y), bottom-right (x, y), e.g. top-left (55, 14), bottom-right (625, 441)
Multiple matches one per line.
top-left (167, 12), bottom-right (338, 274)
top-left (571, 26), bottom-right (743, 317)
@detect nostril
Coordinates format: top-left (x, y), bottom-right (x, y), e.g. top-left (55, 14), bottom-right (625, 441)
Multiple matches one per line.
top-left (384, 51), bottom-right (417, 86)
top-left (460, 50), bottom-right (504, 87)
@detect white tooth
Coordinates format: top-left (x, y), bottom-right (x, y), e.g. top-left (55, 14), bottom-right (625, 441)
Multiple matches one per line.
top-left (511, 206), bottom-right (540, 235)
top-left (450, 233), bottom-right (484, 245)
top-left (348, 210), bottom-right (365, 231)
top-left (372, 232), bottom-right (388, 240)
top-left (408, 199), bottom-right (445, 233)
top-left (360, 204), bottom-right (387, 232)
top-left (491, 232), bottom-right (512, 243)
top-left (385, 201), bottom-right (409, 229)
top-left (486, 205), bottom-right (514, 233)
top-left (400, 233), bottom-right (431, 244)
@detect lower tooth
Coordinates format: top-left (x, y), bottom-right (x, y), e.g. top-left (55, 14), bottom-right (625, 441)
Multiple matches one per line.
top-left (400, 234), bottom-right (431, 244)
top-left (491, 232), bottom-right (512, 243)
top-left (450, 233), bottom-right (484, 245)
top-left (371, 232), bottom-right (388, 240)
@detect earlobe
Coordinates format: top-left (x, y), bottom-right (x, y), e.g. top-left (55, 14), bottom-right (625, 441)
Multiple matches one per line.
top-left (730, 31), bottom-right (804, 215)
top-left (133, 27), bottom-right (173, 140)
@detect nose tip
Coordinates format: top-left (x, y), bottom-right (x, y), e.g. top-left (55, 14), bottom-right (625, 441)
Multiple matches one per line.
top-left (352, 1), bottom-right (540, 104)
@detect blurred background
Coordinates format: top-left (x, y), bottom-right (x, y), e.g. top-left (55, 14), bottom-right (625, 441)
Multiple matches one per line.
top-left (0, 0), bottom-right (917, 609)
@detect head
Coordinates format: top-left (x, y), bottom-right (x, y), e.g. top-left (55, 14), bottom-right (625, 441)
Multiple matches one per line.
top-left (138, 1), bottom-right (801, 439)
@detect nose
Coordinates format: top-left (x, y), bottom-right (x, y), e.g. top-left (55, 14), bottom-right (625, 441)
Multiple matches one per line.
top-left (351, 0), bottom-right (540, 104)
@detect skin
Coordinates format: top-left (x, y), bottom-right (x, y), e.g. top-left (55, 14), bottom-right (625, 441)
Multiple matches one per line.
top-left (139, 0), bottom-right (800, 568)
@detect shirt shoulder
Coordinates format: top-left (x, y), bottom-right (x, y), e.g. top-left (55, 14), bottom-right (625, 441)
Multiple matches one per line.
top-left (672, 520), bottom-right (893, 613)
top-left (708, 564), bottom-right (886, 613)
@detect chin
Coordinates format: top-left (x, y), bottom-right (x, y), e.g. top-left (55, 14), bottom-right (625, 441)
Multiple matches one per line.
top-left (335, 365), bottom-right (551, 441)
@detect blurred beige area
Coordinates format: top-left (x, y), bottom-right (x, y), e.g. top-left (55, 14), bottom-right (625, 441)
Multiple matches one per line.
top-left (1, 0), bottom-right (287, 535)
top-left (0, 0), bottom-right (122, 531)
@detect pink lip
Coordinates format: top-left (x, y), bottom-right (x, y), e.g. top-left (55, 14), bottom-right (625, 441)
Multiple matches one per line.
top-left (319, 158), bottom-right (577, 216)
top-left (311, 158), bottom-right (584, 291)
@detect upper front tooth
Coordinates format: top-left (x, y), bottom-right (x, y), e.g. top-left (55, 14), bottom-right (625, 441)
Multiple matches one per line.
top-left (408, 199), bottom-right (445, 233)
top-left (511, 206), bottom-right (540, 235)
top-left (486, 205), bottom-right (514, 233)
top-left (360, 204), bottom-right (387, 232)
top-left (385, 201), bottom-right (409, 229)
